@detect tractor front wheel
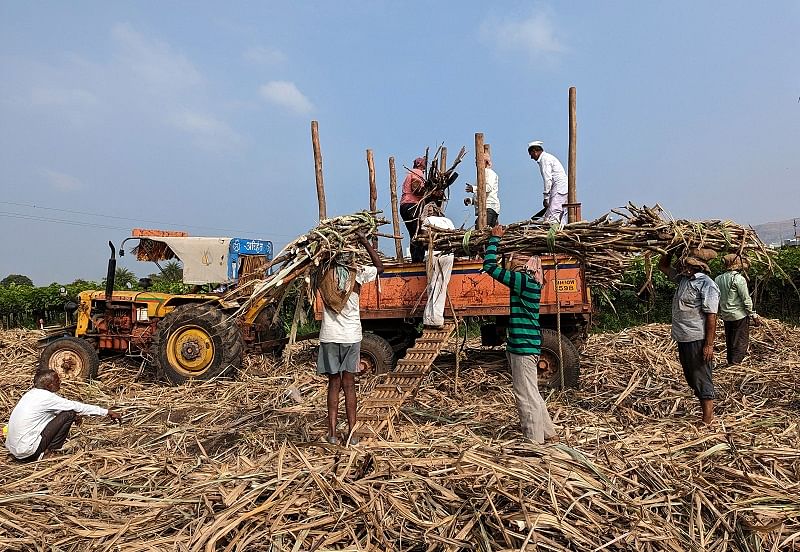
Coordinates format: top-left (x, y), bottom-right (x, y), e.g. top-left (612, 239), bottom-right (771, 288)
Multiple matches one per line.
top-left (153, 304), bottom-right (243, 385)
top-left (39, 337), bottom-right (99, 382)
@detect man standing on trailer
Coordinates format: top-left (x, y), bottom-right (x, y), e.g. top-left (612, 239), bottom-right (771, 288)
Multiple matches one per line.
top-left (399, 156), bottom-right (427, 262)
top-left (658, 248), bottom-right (720, 425)
top-left (528, 141), bottom-right (568, 225)
top-left (482, 225), bottom-right (557, 444)
top-left (316, 232), bottom-right (384, 446)
top-left (465, 153), bottom-right (500, 228)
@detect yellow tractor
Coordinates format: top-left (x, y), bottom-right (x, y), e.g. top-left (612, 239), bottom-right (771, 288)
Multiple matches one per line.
top-left (39, 231), bottom-right (283, 385)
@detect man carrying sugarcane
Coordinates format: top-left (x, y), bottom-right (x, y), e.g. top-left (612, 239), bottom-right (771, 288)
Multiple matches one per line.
top-left (316, 232), bottom-right (384, 445)
top-left (5, 369), bottom-right (120, 461)
top-left (482, 224), bottom-right (557, 443)
top-left (658, 248), bottom-right (720, 425)
top-left (399, 156), bottom-right (428, 262)
top-left (715, 253), bottom-right (758, 365)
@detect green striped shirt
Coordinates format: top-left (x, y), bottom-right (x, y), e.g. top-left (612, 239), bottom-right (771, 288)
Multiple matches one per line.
top-left (483, 236), bottom-right (542, 355)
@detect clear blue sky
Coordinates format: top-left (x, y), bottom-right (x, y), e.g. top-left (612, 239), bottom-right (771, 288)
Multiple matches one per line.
top-left (2, 1), bottom-right (798, 285)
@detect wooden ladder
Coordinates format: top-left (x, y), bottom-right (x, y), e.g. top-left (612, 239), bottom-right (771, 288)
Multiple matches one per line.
top-left (355, 320), bottom-right (456, 440)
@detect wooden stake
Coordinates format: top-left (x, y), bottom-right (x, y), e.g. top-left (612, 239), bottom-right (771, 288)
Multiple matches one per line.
top-left (389, 157), bottom-right (404, 263)
top-left (311, 120), bottom-right (326, 221)
top-left (367, 149), bottom-right (378, 248)
top-left (440, 146), bottom-right (448, 173)
top-left (568, 87), bottom-right (577, 223)
top-left (483, 143), bottom-right (491, 158)
top-left (475, 133), bottom-right (487, 229)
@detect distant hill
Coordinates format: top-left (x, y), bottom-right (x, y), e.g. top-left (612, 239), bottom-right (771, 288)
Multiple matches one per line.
top-left (752, 218), bottom-right (799, 247)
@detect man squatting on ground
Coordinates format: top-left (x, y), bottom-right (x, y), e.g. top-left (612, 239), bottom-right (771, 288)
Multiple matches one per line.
top-left (317, 232), bottom-right (384, 445)
top-left (659, 248), bottom-right (720, 424)
top-left (715, 253), bottom-right (758, 365)
top-left (464, 153), bottom-right (500, 228)
top-left (5, 369), bottom-right (120, 461)
top-left (528, 141), bottom-right (568, 226)
top-left (483, 224), bottom-right (557, 443)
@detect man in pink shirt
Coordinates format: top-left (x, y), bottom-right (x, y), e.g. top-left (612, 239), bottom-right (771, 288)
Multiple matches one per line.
top-left (399, 156), bottom-right (427, 262)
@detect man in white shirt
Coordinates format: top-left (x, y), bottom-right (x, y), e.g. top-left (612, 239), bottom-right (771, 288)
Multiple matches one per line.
top-left (528, 141), bottom-right (568, 225)
top-left (465, 154), bottom-right (500, 228)
top-left (6, 369), bottom-right (120, 461)
top-left (317, 233), bottom-right (384, 446)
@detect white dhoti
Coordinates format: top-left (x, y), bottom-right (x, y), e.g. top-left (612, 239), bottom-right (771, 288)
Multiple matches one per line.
top-left (544, 191), bottom-right (568, 226)
top-left (507, 352), bottom-right (557, 443)
top-left (423, 253), bottom-right (454, 327)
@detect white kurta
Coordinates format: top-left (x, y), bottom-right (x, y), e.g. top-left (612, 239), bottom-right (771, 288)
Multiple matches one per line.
top-left (472, 167), bottom-right (500, 214)
top-left (319, 266), bottom-right (379, 343)
top-left (536, 151), bottom-right (568, 225)
top-left (6, 388), bottom-right (107, 459)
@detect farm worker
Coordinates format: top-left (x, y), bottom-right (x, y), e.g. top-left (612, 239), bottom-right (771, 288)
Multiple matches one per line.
top-left (658, 248), bottom-right (720, 425)
top-left (482, 224), bottom-right (557, 444)
top-left (5, 369), bottom-right (120, 461)
top-left (399, 156), bottom-right (428, 262)
top-left (527, 141), bottom-right (568, 226)
top-left (316, 232), bottom-right (384, 446)
top-left (420, 204), bottom-right (455, 328)
top-left (714, 254), bottom-right (758, 365)
top-left (464, 153), bottom-right (500, 228)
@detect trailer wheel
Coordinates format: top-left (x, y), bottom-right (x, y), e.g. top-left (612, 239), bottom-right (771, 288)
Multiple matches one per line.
top-left (153, 304), bottom-right (243, 385)
top-left (39, 337), bottom-right (99, 382)
top-left (359, 333), bottom-right (395, 376)
top-left (538, 329), bottom-right (580, 389)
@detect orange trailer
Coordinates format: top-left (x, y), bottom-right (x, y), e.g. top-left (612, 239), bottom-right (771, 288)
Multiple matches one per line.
top-left (316, 254), bottom-right (590, 388)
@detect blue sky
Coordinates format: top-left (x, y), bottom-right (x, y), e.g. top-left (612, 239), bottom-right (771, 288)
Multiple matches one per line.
top-left (1, 1), bottom-right (798, 285)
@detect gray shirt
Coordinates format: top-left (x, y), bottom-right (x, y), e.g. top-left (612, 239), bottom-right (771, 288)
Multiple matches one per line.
top-left (669, 269), bottom-right (720, 342)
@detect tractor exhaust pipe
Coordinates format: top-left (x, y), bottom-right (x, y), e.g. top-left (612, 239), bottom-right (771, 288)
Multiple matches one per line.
top-left (105, 241), bottom-right (116, 308)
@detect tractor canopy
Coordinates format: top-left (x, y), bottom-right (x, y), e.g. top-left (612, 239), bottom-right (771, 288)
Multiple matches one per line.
top-left (127, 229), bottom-right (272, 285)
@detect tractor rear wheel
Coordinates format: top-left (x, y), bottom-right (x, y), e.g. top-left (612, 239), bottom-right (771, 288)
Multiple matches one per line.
top-left (537, 329), bottom-right (580, 389)
top-left (153, 304), bottom-right (243, 385)
top-left (39, 337), bottom-right (99, 382)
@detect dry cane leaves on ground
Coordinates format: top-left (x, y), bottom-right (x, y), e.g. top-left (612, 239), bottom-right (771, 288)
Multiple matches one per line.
top-left (0, 320), bottom-right (799, 551)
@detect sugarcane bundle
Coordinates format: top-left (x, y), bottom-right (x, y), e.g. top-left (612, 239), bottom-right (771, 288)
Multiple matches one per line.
top-left (425, 203), bottom-right (773, 289)
top-left (231, 210), bottom-right (388, 320)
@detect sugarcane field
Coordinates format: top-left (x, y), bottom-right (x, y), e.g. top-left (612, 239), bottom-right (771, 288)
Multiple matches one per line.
top-left (2, 4), bottom-right (800, 551)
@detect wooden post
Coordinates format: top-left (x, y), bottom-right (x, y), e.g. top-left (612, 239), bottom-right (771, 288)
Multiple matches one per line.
top-left (475, 133), bottom-right (487, 229)
top-left (367, 149), bottom-right (378, 248)
top-left (483, 143), bottom-right (491, 158)
top-left (311, 120), bottom-right (326, 221)
top-left (389, 157), bottom-right (404, 263)
top-left (440, 146), bottom-right (448, 173)
top-left (568, 86), bottom-right (577, 223)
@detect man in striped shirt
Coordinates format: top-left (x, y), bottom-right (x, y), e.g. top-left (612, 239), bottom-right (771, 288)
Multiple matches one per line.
top-left (483, 225), bottom-right (557, 443)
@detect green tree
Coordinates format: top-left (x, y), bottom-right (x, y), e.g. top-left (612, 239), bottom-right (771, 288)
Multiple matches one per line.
top-left (1, 274), bottom-right (34, 287)
top-left (158, 260), bottom-right (183, 283)
top-left (112, 267), bottom-right (138, 290)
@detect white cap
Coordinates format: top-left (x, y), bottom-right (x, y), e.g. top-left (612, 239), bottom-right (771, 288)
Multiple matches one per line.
top-left (527, 140), bottom-right (544, 149)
